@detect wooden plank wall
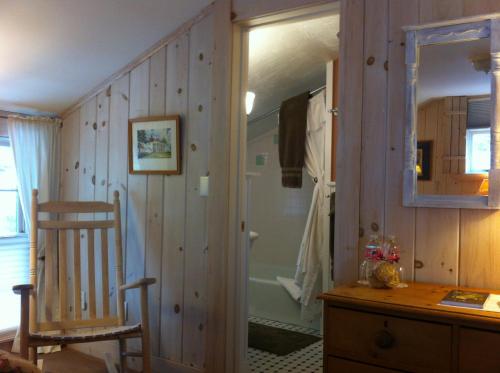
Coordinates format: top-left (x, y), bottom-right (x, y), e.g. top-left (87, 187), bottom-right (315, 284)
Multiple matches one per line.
top-left (417, 97), bottom-right (484, 195)
top-left (60, 12), bottom-right (214, 372)
top-left (337, 0), bottom-right (500, 289)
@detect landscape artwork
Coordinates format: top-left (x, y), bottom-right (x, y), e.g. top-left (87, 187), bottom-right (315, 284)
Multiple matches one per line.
top-left (129, 116), bottom-right (181, 174)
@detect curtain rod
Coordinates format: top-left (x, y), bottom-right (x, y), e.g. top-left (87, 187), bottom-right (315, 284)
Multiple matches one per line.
top-left (0, 113), bottom-right (60, 120)
top-left (248, 85), bottom-right (326, 125)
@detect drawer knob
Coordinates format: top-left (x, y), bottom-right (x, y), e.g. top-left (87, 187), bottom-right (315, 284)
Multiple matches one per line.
top-left (375, 330), bottom-right (395, 349)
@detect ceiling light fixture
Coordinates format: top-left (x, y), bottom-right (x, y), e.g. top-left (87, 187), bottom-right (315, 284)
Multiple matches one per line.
top-left (246, 91), bottom-right (256, 115)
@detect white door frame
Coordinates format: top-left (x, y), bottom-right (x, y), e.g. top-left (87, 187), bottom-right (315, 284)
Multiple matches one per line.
top-left (228, 3), bottom-right (340, 371)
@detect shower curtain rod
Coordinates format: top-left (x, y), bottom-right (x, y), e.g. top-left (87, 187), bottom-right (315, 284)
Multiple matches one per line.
top-left (247, 85), bottom-right (326, 125)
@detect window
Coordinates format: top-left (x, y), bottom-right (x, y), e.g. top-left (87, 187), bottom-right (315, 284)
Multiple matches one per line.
top-left (0, 137), bottom-right (28, 332)
top-left (0, 137), bottom-right (24, 237)
top-left (465, 128), bottom-right (490, 174)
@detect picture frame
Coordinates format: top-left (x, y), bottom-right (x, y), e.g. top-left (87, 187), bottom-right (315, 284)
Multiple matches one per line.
top-left (417, 140), bottom-right (432, 181)
top-left (128, 115), bottom-right (181, 175)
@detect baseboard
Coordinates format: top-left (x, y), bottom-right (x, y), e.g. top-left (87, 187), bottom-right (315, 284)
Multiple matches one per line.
top-left (152, 356), bottom-right (203, 373)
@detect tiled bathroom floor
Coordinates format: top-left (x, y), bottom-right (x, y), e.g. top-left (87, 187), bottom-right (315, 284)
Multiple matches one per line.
top-left (248, 316), bottom-right (323, 373)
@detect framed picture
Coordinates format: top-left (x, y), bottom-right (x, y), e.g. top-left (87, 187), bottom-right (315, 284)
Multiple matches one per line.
top-left (417, 140), bottom-right (432, 181)
top-left (128, 115), bottom-right (181, 175)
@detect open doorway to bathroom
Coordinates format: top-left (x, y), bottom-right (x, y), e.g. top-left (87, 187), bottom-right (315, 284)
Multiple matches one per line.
top-left (233, 3), bottom-right (340, 372)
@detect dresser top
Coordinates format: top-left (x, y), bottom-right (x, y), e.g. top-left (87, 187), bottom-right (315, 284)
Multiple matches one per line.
top-left (320, 282), bottom-right (500, 324)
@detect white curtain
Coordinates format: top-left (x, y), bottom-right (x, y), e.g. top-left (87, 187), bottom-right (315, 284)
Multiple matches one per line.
top-left (7, 115), bottom-right (61, 352)
top-left (294, 90), bottom-right (327, 321)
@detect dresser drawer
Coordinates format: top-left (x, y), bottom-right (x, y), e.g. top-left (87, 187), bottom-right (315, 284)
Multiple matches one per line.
top-left (327, 356), bottom-right (400, 372)
top-left (459, 328), bottom-right (500, 372)
top-left (326, 306), bottom-right (452, 372)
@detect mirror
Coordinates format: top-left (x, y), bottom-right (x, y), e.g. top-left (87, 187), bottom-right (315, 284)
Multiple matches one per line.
top-left (417, 37), bottom-right (491, 196)
top-left (403, 17), bottom-right (500, 209)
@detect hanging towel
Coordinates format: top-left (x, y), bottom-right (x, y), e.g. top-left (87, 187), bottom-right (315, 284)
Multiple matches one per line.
top-left (276, 276), bottom-right (301, 302)
top-left (279, 91), bottom-right (310, 188)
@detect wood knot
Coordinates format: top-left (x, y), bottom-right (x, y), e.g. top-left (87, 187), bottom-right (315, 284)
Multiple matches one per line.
top-left (177, 88), bottom-right (182, 95)
top-left (367, 56), bottom-right (375, 65)
top-left (102, 121), bottom-right (106, 127)
top-left (198, 104), bottom-right (203, 112)
top-left (174, 304), bottom-right (180, 314)
top-left (178, 246), bottom-right (183, 252)
top-left (384, 60), bottom-right (389, 71)
top-left (198, 324), bottom-right (203, 331)
top-left (371, 222), bottom-right (379, 232)
top-left (199, 53), bottom-right (204, 61)
top-left (75, 161), bottom-right (80, 170)
top-left (190, 144), bottom-right (197, 151)
top-left (92, 122), bottom-right (97, 130)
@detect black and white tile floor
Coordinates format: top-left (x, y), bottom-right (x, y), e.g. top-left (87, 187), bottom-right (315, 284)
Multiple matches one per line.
top-left (247, 316), bottom-right (323, 373)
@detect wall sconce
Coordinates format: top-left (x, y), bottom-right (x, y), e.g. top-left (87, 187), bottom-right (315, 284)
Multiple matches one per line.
top-left (246, 91), bottom-right (256, 115)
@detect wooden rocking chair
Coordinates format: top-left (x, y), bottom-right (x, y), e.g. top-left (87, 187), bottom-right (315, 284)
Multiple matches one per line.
top-left (13, 189), bottom-right (156, 372)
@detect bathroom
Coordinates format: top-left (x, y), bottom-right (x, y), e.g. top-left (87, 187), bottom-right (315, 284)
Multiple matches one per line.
top-left (243, 10), bottom-right (339, 372)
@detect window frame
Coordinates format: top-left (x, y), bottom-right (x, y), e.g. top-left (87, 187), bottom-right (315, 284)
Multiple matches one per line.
top-left (0, 136), bottom-right (25, 238)
top-left (465, 127), bottom-right (491, 174)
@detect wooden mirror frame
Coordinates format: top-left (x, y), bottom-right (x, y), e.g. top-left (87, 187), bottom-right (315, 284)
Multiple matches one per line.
top-left (403, 15), bottom-right (500, 209)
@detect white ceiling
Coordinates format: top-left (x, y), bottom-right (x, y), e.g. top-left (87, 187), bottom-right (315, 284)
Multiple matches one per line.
top-left (248, 14), bottom-right (339, 121)
top-left (0, 0), bottom-right (211, 115)
top-left (418, 37), bottom-right (491, 104)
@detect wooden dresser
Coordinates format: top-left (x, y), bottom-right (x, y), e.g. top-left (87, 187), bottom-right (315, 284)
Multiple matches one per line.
top-left (319, 283), bottom-right (500, 372)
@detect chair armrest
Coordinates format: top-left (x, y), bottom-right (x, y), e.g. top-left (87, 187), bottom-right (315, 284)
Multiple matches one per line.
top-left (12, 284), bottom-right (34, 295)
top-left (120, 278), bottom-right (156, 291)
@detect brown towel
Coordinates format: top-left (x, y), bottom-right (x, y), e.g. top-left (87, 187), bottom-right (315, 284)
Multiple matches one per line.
top-left (279, 92), bottom-right (310, 188)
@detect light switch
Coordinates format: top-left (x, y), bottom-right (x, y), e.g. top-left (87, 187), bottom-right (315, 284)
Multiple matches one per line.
top-left (200, 176), bottom-right (209, 197)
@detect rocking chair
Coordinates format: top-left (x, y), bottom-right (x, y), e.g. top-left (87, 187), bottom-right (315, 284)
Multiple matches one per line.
top-left (13, 189), bottom-right (156, 372)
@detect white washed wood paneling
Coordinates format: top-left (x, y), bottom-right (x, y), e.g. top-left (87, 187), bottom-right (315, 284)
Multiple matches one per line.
top-left (160, 32), bottom-right (189, 363)
top-left (359, 0), bottom-right (389, 259)
top-left (182, 14), bottom-right (214, 369)
top-left (78, 98), bottom-right (97, 321)
top-left (125, 59), bottom-right (150, 370)
top-left (384, 0), bottom-right (418, 281)
top-left (146, 47), bottom-right (166, 358)
top-left (334, 0), bottom-right (365, 285)
top-left (95, 90), bottom-right (111, 318)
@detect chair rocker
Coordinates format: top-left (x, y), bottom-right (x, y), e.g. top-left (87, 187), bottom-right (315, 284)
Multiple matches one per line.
top-left (13, 189), bottom-right (156, 372)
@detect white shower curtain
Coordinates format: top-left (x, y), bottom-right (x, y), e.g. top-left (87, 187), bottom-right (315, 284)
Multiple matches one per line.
top-left (8, 115), bottom-right (61, 352)
top-left (294, 90), bottom-right (327, 321)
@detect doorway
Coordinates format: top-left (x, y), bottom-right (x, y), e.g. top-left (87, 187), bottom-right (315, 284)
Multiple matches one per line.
top-left (231, 3), bottom-right (340, 372)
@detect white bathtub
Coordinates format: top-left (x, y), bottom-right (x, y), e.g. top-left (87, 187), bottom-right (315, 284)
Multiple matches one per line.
top-left (248, 275), bottom-right (320, 330)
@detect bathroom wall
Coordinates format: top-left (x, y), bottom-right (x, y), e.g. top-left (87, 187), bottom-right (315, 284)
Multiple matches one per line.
top-left (247, 115), bottom-right (314, 280)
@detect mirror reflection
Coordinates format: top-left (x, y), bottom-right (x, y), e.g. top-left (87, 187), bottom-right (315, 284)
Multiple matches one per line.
top-left (417, 37), bottom-right (491, 196)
